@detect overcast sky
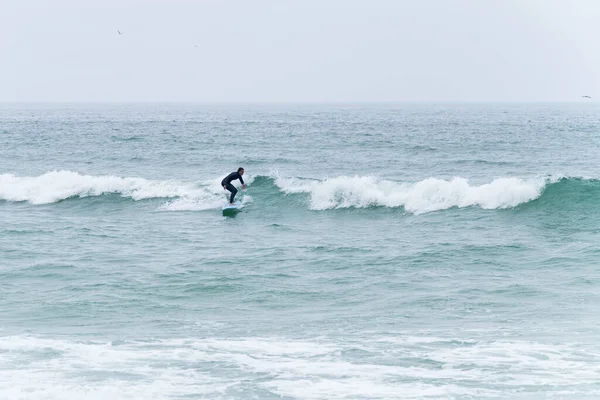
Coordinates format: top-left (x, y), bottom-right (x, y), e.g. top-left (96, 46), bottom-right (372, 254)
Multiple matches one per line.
top-left (1, 0), bottom-right (599, 102)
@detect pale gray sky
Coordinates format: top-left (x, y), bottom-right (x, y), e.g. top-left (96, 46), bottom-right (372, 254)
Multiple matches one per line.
top-left (1, 0), bottom-right (599, 102)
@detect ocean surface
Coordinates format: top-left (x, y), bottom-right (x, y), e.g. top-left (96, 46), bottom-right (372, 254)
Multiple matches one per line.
top-left (1, 103), bottom-right (600, 399)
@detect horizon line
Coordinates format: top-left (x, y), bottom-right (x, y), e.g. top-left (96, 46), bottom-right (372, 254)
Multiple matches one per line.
top-left (0, 100), bottom-right (596, 104)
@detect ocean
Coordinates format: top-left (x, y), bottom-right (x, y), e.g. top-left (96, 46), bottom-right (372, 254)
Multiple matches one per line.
top-left (1, 103), bottom-right (600, 399)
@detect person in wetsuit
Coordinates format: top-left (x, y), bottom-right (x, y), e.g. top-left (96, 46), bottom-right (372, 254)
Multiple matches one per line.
top-left (221, 167), bottom-right (246, 204)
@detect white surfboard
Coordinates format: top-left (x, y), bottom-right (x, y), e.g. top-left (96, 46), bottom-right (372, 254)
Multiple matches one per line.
top-left (222, 202), bottom-right (241, 211)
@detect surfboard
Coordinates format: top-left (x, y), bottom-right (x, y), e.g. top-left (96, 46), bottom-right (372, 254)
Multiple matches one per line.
top-left (222, 202), bottom-right (241, 211)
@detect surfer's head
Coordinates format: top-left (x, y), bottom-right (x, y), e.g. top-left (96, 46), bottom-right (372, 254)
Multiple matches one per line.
top-left (238, 167), bottom-right (244, 175)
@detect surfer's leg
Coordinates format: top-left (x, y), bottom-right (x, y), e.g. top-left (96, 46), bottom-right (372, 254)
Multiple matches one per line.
top-left (226, 183), bottom-right (237, 203)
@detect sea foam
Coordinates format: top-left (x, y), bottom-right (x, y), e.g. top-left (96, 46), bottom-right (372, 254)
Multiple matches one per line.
top-left (0, 170), bottom-right (226, 210)
top-left (275, 175), bottom-right (557, 214)
top-left (0, 170), bottom-right (559, 214)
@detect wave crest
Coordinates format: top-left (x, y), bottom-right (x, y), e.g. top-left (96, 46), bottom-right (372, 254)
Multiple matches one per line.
top-left (275, 175), bottom-right (557, 214)
top-left (0, 171), bottom-right (225, 210)
top-left (0, 170), bottom-right (567, 214)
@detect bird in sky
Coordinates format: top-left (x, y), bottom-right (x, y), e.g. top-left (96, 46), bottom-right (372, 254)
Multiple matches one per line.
top-left (582, 95), bottom-right (592, 99)
top-left (117, 30), bottom-right (123, 36)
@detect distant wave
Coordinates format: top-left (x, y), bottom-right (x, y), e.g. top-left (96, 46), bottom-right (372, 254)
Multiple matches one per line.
top-left (0, 170), bottom-right (590, 214)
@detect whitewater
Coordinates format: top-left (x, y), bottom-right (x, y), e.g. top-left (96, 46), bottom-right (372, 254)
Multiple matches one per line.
top-left (2, 103), bottom-right (600, 399)
top-left (0, 170), bottom-right (562, 214)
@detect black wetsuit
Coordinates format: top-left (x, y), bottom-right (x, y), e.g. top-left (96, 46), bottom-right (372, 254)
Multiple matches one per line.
top-left (221, 172), bottom-right (245, 203)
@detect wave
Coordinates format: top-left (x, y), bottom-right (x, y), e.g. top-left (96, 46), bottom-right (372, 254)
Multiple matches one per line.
top-left (0, 171), bottom-right (228, 210)
top-left (272, 174), bottom-right (560, 214)
top-left (1, 170), bottom-right (594, 214)
top-left (0, 334), bottom-right (596, 399)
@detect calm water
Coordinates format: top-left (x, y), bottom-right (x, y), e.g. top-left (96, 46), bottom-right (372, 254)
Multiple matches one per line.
top-left (1, 103), bottom-right (600, 399)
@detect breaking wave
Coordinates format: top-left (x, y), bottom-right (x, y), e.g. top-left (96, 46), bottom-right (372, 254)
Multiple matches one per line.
top-left (2, 170), bottom-right (592, 214)
top-left (273, 174), bottom-right (561, 214)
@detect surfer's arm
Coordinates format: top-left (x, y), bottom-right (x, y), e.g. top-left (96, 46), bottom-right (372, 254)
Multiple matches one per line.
top-left (239, 175), bottom-right (245, 187)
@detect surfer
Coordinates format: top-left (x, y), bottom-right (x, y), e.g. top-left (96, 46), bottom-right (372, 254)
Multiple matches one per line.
top-left (221, 167), bottom-right (246, 205)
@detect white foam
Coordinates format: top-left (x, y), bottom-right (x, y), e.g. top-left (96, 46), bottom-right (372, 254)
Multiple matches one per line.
top-left (275, 175), bottom-right (557, 214)
top-left (162, 191), bottom-right (252, 212)
top-left (0, 170), bottom-right (232, 211)
top-left (0, 170), bottom-right (557, 213)
top-left (1, 334), bottom-right (598, 400)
